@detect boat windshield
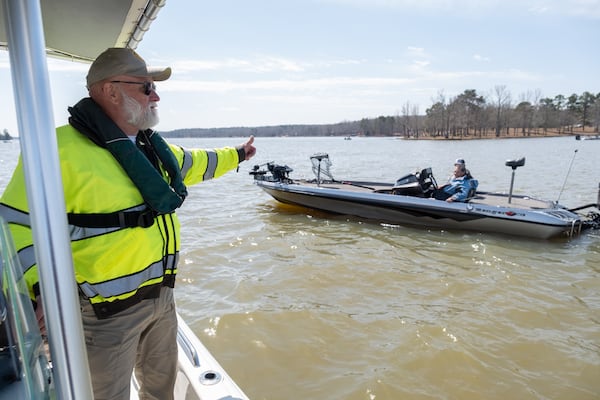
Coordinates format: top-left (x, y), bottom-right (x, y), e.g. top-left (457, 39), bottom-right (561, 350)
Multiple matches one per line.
top-left (0, 217), bottom-right (52, 397)
top-left (310, 153), bottom-right (335, 183)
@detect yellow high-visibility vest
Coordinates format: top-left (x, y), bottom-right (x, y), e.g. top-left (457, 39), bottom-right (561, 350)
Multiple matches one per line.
top-left (0, 124), bottom-right (241, 318)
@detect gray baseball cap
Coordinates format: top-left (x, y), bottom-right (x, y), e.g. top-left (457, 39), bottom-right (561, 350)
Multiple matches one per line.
top-left (86, 47), bottom-right (171, 88)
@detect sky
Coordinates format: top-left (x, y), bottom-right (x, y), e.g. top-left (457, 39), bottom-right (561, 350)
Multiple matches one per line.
top-left (1, 0), bottom-right (599, 134)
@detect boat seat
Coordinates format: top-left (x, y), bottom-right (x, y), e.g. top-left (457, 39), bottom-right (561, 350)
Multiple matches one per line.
top-left (464, 179), bottom-right (480, 202)
top-left (505, 157), bottom-right (525, 169)
top-left (465, 191), bottom-right (482, 202)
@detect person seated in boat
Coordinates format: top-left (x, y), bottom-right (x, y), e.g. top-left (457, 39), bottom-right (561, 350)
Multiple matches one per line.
top-left (433, 158), bottom-right (478, 202)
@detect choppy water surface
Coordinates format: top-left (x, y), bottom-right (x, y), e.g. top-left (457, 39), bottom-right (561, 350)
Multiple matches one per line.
top-left (2, 136), bottom-right (599, 399)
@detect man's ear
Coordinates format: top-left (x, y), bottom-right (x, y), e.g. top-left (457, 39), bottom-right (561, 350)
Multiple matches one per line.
top-left (102, 82), bottom-right (121, 105)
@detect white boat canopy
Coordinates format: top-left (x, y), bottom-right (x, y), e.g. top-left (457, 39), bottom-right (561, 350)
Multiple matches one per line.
top-left (0, 0), bottom-right (163, 62)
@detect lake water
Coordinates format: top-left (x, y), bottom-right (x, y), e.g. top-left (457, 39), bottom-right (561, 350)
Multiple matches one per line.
top-left (1, 136), bottom-right (599, 399)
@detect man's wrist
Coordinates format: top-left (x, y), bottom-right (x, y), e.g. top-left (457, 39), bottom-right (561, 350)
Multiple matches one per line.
top-left (236, 146), bottom-right (246, 163)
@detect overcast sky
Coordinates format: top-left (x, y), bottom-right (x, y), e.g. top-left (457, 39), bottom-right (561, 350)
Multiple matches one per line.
top-left (1, 0), bottom-right (599, 134)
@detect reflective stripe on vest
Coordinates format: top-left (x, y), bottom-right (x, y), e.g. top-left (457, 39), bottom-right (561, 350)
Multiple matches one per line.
top-left (0, 204), bottom-right (36, 275)
top-left (79, 253), bottom-right (179, 299)
top-left (69, 225), bottom-right (121, 241)
top-left (203, 151), bottom-right (218, 181)
top-left (16, 245), bottom-right (36, 275)
top-left (0, 203), bottom-right (29, 227)
top-left (181, 148), bottom-right (193, 180)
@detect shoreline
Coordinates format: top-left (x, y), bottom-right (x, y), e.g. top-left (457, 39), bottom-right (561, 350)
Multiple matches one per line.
top-left (391, 128), bottom-right (598, 141)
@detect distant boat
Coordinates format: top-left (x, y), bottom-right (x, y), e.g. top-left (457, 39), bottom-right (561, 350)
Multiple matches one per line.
top-left (575, 134), bottom-right (600, 140)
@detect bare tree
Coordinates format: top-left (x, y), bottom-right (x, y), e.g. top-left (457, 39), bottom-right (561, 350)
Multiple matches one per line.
top-left (492, 85), bottom-right (511, 137)
top-left (401, 101), bottom-right (411, 137)
top-left (411, 104), bottom-right (420, 138)
top-left (591, 93), bottom-right (600, 132)
top-left (515, 101), bottom-right (534, 136)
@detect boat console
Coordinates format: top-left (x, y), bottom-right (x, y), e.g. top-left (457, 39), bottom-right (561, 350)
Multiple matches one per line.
top-left (392, 168), bottom-right (437, 197)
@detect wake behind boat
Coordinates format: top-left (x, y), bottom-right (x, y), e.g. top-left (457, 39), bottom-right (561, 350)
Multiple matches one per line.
top-left (251, 153), bottom-right (600, 240)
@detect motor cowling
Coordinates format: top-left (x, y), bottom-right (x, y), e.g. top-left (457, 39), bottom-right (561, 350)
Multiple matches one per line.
top-left (269, 163), bottom-right (293, 182)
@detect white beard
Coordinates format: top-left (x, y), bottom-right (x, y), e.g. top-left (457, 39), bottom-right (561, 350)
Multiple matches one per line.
top-left (121, 90), bottom-right (159, 130)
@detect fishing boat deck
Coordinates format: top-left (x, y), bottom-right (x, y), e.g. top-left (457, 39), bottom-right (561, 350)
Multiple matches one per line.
top-left (293, 180), bottom-right (555, 210)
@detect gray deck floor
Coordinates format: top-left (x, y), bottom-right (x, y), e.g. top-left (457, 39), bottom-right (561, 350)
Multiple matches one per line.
top-left (296, 180), bottom-right (553, 210)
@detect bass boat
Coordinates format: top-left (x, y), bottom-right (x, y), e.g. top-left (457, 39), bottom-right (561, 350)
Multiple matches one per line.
top-left (251, 153), bottom-right (600, 240)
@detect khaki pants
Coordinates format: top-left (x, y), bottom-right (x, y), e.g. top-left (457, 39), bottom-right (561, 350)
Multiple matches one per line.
top-left (80, 286), bottom-right (178, 400)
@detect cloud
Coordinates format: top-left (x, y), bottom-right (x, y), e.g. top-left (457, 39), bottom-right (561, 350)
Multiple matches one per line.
top-left (407, 46), bottom-right (427, 57)
top-left (46, 58), bottom-right (89, 72)
top-left (171, 56), bottom-right (306, 74)
top-left (473, 54), bottom-right (490, 62)
top-left (321, 0), bottom-right (600, 18)
top-left (167, 56), bottom-right (370, 77)
top-left (566, 0), bottom-right (600, 18)
top-left (0, 52), bottom-right (89, 72)
top-left (410, 60), bottom-right (431, 70)
top-left (163, 76), bottom-right (416, 94)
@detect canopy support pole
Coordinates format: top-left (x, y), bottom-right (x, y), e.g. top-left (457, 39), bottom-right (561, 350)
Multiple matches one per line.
top-left (1, 0), bottom-right (93, 398)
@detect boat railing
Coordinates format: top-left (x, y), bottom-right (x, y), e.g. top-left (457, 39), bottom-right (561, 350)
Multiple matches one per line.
top-left (177, 323), bottom-right (201, 368)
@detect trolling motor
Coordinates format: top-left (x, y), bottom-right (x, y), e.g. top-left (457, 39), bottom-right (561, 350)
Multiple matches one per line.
top-left (250, 162), bottom-right (293, 182)
top-left (270, 163), bottom-right (293, 182)
top-left (505, 157), bottom-right (525, 204)
top-left (249, 164), bottom-right (267, 178)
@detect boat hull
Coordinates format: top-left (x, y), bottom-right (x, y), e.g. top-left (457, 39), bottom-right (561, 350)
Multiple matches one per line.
top-left (256, 180), bottom-right (581, 239)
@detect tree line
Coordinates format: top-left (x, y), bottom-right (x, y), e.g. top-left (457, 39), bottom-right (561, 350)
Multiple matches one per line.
top-left (163, 87), bottom-right (600, 139)
top-left (357, 87), bottom-right (599, 138)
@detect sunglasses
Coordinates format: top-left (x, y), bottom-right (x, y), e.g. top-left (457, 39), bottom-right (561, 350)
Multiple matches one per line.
top-left (110, 80), bottom-right (156, 95)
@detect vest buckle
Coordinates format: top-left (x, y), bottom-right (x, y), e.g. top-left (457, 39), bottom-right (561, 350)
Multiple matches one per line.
top-left (137, 210), bottom-right (155, 228)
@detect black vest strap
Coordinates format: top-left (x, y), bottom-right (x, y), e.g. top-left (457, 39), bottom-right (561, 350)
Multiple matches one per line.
top-left (67, 209), bottom-right (156, 229)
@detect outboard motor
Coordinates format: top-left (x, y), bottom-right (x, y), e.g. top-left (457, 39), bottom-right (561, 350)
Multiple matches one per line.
top-left (249, 163), bottom-right (293, 182)
top-left (505, 157), bottom-right (525, 204)
top-left (269, 163), bottom-right (293, 182)
top-left (249, 164), bottom-right (267, 178)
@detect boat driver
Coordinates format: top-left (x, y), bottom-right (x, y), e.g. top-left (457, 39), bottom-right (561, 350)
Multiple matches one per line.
top-left (433, 158), bottom-right (478, 202)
